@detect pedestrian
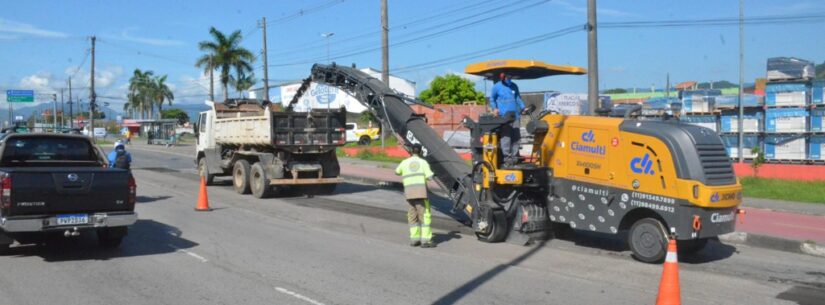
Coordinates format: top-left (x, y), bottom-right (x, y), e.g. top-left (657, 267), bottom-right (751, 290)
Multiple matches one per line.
top-left (395, 144), bottom-right (435, 248)
top-left (490, 72), bottom-right (526, 165)
top-left (125, 130), bottom-right (132, 144)
top-left (108, 141), bottom-right (132, 170)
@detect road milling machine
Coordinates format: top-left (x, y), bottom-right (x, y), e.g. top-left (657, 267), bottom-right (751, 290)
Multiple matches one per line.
top-left (292, 61), bottom-right (743, 263)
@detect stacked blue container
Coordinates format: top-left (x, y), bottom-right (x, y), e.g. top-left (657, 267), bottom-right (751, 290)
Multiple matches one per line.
top-left (765, 82), bottom-right (809, 107)
top-left (811, 135), bottom-right (825, 162)
top-left (721, 134), bottom-right (761, 159)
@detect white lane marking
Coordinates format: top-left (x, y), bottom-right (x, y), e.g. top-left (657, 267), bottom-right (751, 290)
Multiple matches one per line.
top-left (275, 287), bottom-right (326, 305)
top-left (167, 244), bottom-right (208, 263)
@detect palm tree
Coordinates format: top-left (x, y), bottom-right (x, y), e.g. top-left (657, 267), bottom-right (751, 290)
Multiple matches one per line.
top-left (232, 73), bottom-right (257, 98)
top-left (195, 55), bottom-right (215, 101)
top-left (197, 27), bottom-right (255, 101)
top-left (128, 69), bottom-right (154, 119)
top-left (152, 75), bottom-right (174, 115)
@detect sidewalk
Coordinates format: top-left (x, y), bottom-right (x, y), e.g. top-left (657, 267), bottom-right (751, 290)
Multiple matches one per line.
top-left (338, 157), bottom-right (825, 256)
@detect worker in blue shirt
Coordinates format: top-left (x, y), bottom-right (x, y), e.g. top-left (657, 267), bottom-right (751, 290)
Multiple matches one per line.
top-left (490, 72), bottom-right (526, 165)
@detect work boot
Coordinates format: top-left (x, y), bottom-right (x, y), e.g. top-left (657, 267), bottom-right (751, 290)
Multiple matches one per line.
top-left (410, 241), bottom-right (421, 247)
top-left (421, 241), bottom-right (435, 248)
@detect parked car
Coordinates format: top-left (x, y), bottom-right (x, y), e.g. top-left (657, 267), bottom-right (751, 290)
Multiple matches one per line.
top-left (345, 122), bottom-right (380, 145)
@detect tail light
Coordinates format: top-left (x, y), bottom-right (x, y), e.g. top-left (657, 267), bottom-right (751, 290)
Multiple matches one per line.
top-left (0, 175), bottom-right (11, 209)
top-left (128, 175), bottom-right (137, 205)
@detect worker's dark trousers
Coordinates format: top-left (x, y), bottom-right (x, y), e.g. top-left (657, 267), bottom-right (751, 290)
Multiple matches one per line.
top-left (407, 198), bottom-right (432, 242)
top-left (499, 120), bottom-right (521, 161)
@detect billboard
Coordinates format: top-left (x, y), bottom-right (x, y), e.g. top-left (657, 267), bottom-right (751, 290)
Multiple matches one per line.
top-left (280, 82), bottom-right (368, 113)
top-left (544, 92), bottom-right (587, 115)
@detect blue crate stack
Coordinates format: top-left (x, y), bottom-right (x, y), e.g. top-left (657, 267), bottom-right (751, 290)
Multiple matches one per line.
top-left (762, 57), bottom-right (818, 162)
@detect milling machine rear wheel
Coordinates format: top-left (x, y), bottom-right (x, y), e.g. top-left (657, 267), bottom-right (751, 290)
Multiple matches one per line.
top-left (628, 217), bottom-right (668, 263)
top-left (474, 206), bottom-right (508, 243)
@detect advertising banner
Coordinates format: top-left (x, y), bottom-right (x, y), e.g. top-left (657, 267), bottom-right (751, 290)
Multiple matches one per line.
top-left (544, 92), bottom-right (587, 115)
top-left (280, 82), bottom-right (368, 113)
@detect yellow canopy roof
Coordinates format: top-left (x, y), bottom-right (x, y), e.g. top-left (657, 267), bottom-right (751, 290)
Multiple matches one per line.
top-left (464, 59), bottom-right (586, 80)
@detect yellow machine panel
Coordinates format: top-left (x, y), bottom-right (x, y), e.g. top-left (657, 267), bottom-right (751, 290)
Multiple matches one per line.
top-left (495, 170), bottom-right (524, 185)
top-left (567, 127), bottom-right (610, 181)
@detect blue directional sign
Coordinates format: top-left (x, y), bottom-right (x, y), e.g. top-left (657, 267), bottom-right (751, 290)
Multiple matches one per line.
top-left (6, 90), bottom-right (35, 103)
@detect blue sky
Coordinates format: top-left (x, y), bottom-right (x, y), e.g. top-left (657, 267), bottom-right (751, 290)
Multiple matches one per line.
top-left (1, 0), bottom-right (823, 109)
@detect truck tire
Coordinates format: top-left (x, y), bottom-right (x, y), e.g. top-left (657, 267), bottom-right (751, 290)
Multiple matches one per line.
top-left (628, 218), bottom-right (668, 263)
top-left (97, 227), bottom-right (127, 248)
top-left (198, 158), bottom-right (215, 186)
top-left (233, 159), bottom-right (251, 194)
top-left (250, 162), bottom-right (274, 199)
top-left (358, 136), bottom-right (371, 145)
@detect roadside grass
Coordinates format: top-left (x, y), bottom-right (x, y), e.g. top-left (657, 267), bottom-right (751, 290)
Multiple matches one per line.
top-left (740, 177), bottom-right (825, 204)
top-left (354, 150), bottom-right (406, 163)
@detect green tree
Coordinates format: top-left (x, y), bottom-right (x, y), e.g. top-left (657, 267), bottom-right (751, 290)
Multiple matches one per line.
top-left (128, 69), bottom-right (154, 119)
top-left (152, 75), bottom-right (175, 114)
top-left (197, 27), bottom-right (255, 101)
top-left (816, 61), bottom-right (825, 79)
top-left (603, 88), bottom-right (627, 94)
top-left (231, 73), bottom-right (257, 98)
top-left (419, 74), bottom-right (486, 105)
top-left (161, 108), bottom-right (190, 125)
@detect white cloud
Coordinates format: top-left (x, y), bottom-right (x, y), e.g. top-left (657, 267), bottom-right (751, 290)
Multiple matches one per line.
top-left (63, 65), bottom-right (124, 89)
top-left (177, 73), bottom-right (212, 101)
top-left (20, 72), bottom-right (56, 94)
top-left (0, 18), bottom-right (67, 38)
top-left (552, 0), bottom-right (635, 18)
top-left (110, 27), bottom-right (184, 47)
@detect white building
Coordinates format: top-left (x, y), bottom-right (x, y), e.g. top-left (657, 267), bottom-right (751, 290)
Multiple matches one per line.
top-left (261, 68), bottom-right (416, 113)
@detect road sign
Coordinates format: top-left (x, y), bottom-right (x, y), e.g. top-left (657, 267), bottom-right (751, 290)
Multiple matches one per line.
top-left (6, 90), bottom-right (34, 103)
top-left (14, 116), bottom-right (23, 121)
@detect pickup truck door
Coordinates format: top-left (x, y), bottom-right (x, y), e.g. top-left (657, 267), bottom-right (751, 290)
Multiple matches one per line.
top-left (345, 123), bottom-right (356, 142)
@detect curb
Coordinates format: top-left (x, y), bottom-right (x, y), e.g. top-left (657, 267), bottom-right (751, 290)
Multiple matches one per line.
top-left (718, 232), bottom-right (825, 258)
top-left (340, 172), bottom-right (825, 258)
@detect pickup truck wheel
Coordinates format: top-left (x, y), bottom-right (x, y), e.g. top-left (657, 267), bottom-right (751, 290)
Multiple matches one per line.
top-left (628, 218), bottom-right (668, 263)
top-left (233, 160), bottom-right (251, 194)
top-left (97, 227), bottom-right (127, 248)
top-left (358, 136), bottom-right (371, 145)
top-left (198, 158), bottom-right (215, 186)
top-left (250, 162), bottom-right (273, 199)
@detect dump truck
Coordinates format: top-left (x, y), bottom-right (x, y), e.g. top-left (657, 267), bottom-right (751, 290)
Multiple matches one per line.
top-left (290, 62), bottom-right (743, 263)
top-left (195, 99), bottom-right (346, 198)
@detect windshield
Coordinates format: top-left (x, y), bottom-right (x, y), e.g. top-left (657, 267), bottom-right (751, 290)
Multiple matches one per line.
top-left (1, 136), bottom-right (100, 166)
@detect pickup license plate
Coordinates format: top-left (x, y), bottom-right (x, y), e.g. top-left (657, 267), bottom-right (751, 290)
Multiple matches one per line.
top-left (56, 214), bottom-right (89, 226)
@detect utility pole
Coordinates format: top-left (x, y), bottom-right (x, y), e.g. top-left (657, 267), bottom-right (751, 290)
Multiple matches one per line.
top-left (60, 88), bottom-right (65, 129)
top-left (666, 73), bottom-right (670, 98)
top-left (261, 17), bottom-right (270, 102)
top-left (380, 0), bottom-right (389, 148)
top-left (90, 35), bottom-right (96, 142)
top-left (587, 0), bottom-right (599, 114)
top-left (209, 56), bottom-right (215, 101)
top-left (68, 78), bottom-right (73, 129)
top-left (737, 0), bottom-right (745, 163)
top-left (53, 94), bottom-right (58, 132)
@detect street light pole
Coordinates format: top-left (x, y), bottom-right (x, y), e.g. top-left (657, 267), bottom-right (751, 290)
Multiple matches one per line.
top-left (321, 32), bottom-right (334, 63)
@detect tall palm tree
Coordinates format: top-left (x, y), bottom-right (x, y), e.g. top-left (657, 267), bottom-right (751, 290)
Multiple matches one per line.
top-left (152, 75), bottom-right (174, 115)
top-left (232, 73), bottom-right (257, 98)
top-left (128, 69), bottom-right (154, 119)
top-left (197, 27), bottom-right (255, 101)
top-left (195, 55), bottom-right (215, 101)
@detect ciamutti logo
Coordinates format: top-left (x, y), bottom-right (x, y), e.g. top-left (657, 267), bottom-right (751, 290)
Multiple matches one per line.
top-left (630, 154), bottom-right (655, 175)
top-left (571, 130), bottom-right (605, 155)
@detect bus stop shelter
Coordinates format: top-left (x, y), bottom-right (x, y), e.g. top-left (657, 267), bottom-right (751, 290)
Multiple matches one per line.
top-left (141, 119), bottom-right (179, 145)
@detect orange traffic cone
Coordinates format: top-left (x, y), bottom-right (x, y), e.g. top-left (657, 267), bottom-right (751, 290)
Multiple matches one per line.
top-left (195, 177), bottom-right (212, 212)
top-left (656, 239), bottom-right (681, 305)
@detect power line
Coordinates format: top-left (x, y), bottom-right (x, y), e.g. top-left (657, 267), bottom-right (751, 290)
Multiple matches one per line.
top-left (68, 47), bottom-right (91, 81)
top-left (268, 0), bottom-right (550, 67)
top-left (265, 0), bottom-right (347, 25)
top-left (268, 0), bottom-right (495, 58)
top-left (97, 38), bottom-right (195, 67)
top-left (601, 13), bottom-right (825, 28)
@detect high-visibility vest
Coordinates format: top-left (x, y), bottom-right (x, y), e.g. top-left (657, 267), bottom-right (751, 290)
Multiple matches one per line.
top-left (395, 155), bottom-right (434, 187)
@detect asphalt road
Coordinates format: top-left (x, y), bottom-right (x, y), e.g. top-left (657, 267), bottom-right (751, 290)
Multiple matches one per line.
top-left (0, 145), bottom-right (823, 305)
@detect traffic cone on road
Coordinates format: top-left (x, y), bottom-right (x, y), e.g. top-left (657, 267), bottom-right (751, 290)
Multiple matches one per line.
top-left (195, 177), bottom-right (212, 212)
top-left (656, 239), bottom-right (681, 305)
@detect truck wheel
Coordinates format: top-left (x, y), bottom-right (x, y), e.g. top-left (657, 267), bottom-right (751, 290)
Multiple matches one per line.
top-left (233, 159), bottom-right (251, 194)
top-left (250, 162), bottom-right (273, 199)
top-left (97, 227), bottom-right (127, 248)
top-left (628, 218), bottom-right (668, 263)
top-left (198, 158), bottom-right (215, 186)
top-left (475, 206), bottom-right (508, 243)
top-left (358, 136), bottom-right (371, 145)
top-left (678, 238), bottom-right (709, 254)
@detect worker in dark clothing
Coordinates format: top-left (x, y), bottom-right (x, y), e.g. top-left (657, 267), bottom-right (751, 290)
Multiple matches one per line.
top-left (395, 144), bottom-right (435, 248)
top-left (490, 72), bottom-right (526, 165)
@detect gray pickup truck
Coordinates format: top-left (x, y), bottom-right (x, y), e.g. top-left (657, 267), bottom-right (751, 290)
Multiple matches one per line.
top-left (0, 133), bottom-right (137, 252)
